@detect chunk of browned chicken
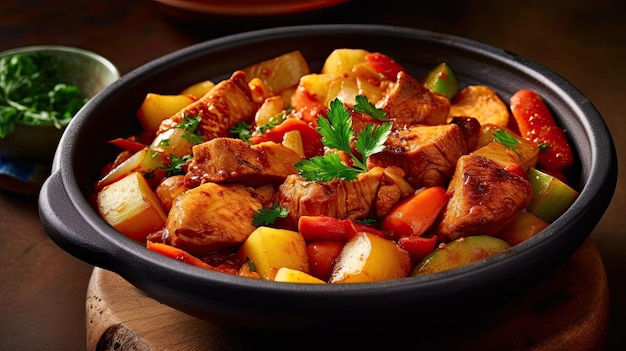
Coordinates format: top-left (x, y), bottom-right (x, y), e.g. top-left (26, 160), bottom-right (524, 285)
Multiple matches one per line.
top-left (276, 166), bottom-right (414, 230)
top-left (185, 138), bottom-right (302, 188)
top-left (165, 183), bottom-right (272, 256)
top-left (377, 71), bottom-right (451, 127)
top-left (449, 116), bottom-right (482, 152)
top-left (157, 70), bottom-right (257, 140)
top-left (367, 123), bottom-right (468, 189)
top-left (155, 175), bottom-right (189, 212)
top-left (436, 153), bottom-right (533, 242)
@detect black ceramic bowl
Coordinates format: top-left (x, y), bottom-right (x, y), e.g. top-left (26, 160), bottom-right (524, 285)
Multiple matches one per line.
top-left (38, 25), bottom-right (617, 331)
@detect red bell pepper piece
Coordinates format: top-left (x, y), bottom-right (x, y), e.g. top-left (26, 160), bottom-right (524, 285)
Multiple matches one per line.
top-left (345, 220), bottom-right (387, 238)
top-left (290, 85), bottom-right (328, 124)
top-left (298, 216), bottom-right (351, 241)
top-left (398, 235), bottom-right (438, 262)
top-left (248, 118), bottom-right (324, 158)
top-left (306, 240), bottom-right (345, 282)
top-left (510, 89), bottom-right (575, 172)
top-left (147, 241), bottom-right (217, 271)
top-left (365, 52), bottom-right (407, 81)
top-left (107, 137), bottom-right (146, 153)
top-left (298, 215), bottom-right (385, 242)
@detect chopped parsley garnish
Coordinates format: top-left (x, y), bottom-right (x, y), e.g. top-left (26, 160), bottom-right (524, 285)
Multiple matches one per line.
top-left (229, 121), bottom-right (253, 143)
top-left (294, 97), bottom-right (392, 182)
top-left (177, 114), bottom-right (201, 132)
top-left (181, 133), bottom-right (203, 145)
top-left (161, 154), bottom-right (192, 177)
top-left (252, 203), bottom-right (289, 226)
top-left (174, 114), bottom-right (203, 145)
top-left (0, 53), bottom-right (88, 138)
top-left (357, 218), bottom-right (377, 225)
top-left (256, 113), bottom-right (287, 135)
top-left (156, 114), bottom-right (204, 149)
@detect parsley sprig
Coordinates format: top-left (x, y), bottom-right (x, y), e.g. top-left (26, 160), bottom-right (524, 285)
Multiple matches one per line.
top-left (252, 203), bottom-right (289, 226)
top-left (294, 97), bottom-right (392, 182)
top-left (353, 95), bottom-right (389, 121)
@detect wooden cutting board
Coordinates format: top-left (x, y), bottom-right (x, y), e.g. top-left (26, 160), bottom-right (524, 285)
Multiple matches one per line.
top-left (86, 239), bottom-right (609, 350)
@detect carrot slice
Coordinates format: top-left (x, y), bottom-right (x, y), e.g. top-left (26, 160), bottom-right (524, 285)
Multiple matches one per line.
top-left (510, 89), bottom-right (574, 172)
top-left (380, 186), bottom-right (448, 239)
top-left (147, 241), bottom-right (216, 271)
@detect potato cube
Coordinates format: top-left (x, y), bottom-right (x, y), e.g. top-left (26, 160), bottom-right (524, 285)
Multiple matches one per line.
top-left (137, 93), bottom-right (195, 134)
top-left (448, 85), bottom-right (510, 127)
top-left (97, 172), bottom-right (167, 242)
top-left (274, 267), bottom-right (326, 284)
top-left (321, 48), bottom-right (370, 77)
top-left (295, 73), bottom-right (336, 105)
top-left (255, 95), bottom-right (286, 127)
top-left (180, 79), bottom-right (215, 99)
top-left (475, 124), bottom-right (539, 168)
top-left (242, 50), bottom-right (310, 94)
top-left (241, 226), bottom-right (309, 280)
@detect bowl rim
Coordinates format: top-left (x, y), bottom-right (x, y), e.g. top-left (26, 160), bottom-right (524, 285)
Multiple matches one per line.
top-left (42, 24), bottom-right (618, 310)
top-left (0, 44), bottom-right (120, 80)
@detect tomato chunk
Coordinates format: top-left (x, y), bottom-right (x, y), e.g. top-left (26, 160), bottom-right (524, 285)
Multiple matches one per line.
top-left (364, 52), bottom-right (407, 80)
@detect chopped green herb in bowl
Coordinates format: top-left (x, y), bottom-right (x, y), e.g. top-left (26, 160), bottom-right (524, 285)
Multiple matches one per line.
top-left (0, 45), bottom-right (119, 162)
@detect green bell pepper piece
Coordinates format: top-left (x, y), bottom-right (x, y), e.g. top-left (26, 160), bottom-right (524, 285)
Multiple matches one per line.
top-left (526, 167), bottom-right (579, 223)
top-left (423, 62), bottom-right (460, 100)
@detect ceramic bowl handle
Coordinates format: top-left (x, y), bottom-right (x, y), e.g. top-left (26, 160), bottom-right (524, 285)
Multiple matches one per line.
top-left (38, 171), bottom-right (115, 270)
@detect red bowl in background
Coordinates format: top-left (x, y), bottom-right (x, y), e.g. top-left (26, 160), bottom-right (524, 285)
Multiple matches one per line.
top-left (153, 0), bottom-right (351, 16)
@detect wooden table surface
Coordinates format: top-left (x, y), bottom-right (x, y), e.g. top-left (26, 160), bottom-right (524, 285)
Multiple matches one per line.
top-left (1, 0), bottom-right (624, 350)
